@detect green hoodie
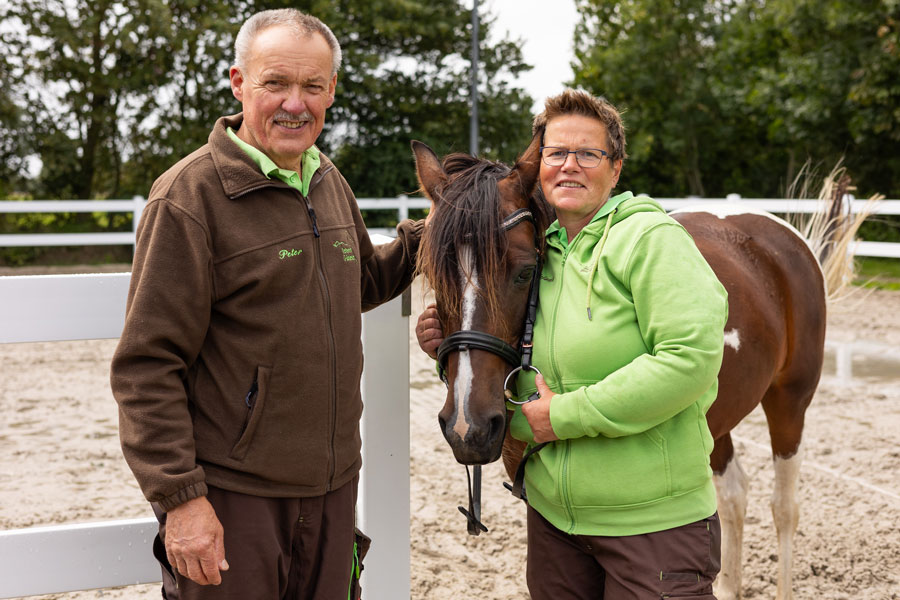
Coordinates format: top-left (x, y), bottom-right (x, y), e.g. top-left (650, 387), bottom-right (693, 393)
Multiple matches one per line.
top-left (511, 191), bottom-right (728, 536)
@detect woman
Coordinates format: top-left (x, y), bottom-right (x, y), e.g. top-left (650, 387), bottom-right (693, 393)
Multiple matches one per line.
top-left (416, 89), bottom-right (728, 599)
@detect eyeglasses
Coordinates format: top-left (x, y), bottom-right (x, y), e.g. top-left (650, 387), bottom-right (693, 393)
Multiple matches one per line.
top-left (539, 146), bottom-right (610, 168)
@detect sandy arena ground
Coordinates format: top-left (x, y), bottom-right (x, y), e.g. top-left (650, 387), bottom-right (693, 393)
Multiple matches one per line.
top-left (1, 269), bottom-right (899, 599)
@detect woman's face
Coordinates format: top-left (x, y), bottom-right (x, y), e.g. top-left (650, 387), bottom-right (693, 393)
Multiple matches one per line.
top-left (540, 114), bottom-right (622, 234)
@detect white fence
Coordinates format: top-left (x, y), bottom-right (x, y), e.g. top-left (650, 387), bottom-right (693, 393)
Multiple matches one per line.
top-left (0, 266), bottom-right (411, 597)
top-left (1, 194), bottom-right (899, 257)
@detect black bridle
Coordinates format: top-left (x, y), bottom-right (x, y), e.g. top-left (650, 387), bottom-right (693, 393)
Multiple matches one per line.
top-left (433, 207), bottom-right (544, 535)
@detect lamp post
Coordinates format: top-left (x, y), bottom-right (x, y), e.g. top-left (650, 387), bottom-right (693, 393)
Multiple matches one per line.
top-left (470, 0), bottom-right (479, 157)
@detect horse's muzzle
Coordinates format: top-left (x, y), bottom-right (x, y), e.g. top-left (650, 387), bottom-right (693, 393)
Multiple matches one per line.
top-left (438, 410), bottom-right (506, 465)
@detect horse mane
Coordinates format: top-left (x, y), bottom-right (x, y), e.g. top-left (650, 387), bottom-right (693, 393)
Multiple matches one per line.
top-left (417, 152), bottom-right (553, 332)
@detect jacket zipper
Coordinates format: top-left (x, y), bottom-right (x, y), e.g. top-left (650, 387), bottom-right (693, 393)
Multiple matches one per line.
top-left (549, 241), bottom-right (577, 531)
top-left (302, 190), bottom-right (339, 490)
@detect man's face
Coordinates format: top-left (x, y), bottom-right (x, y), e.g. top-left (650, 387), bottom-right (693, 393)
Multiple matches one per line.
top-left (229, 26), bottom-right (336, 171)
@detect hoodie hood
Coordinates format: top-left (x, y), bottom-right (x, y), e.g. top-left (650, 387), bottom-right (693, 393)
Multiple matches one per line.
top-left (546, 192), bottom-right (668, 319)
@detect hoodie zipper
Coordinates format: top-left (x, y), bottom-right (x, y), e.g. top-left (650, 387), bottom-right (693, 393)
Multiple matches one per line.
top-left (546, 239), bottom-right (577, 531)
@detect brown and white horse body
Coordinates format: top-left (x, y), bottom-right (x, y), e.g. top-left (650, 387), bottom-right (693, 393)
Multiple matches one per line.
top-left (671, 203), bottom-right (826, 600)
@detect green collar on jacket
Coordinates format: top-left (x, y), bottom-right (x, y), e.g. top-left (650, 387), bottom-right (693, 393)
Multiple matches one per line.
top-left (208, 114), bottom-right (333, 201)
top-left (226, 126), bottom-right (321, 197)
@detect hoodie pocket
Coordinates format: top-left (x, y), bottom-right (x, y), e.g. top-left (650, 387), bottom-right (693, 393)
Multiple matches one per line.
top-left (568, 428), bottom-right (672, 507)
top-left (229, 365), bottom-right (272, 461)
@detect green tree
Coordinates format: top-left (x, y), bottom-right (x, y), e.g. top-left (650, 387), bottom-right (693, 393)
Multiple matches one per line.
top-left (573, 0), bottom-right (736, 197)
top-left (123, 0), bottom-right (248, 196)
top-left (714, 0), bottom-right (900, 198)
top-left (0, 45), bottom-right (26, 197)
top-left (573, 0), bottom-right (900, 199)
top-left (2, 0), bottom-right (173, 199)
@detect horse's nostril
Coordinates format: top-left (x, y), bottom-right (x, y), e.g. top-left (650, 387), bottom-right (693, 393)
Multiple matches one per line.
top-left (488, 413), bottom-right (506, 443)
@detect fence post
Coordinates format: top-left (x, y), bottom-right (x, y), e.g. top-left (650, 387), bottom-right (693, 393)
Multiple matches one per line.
top-left (726, 193), bottom-right (742, 202)
top-left (131, 196), bottom-right (146, 253)
top-left (842, 193), bottom-right (855, 217)
top-left (398, 194), bottom-right (409, 223)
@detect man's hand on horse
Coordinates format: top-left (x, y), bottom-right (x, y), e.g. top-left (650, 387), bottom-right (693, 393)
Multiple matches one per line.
top-left (416, 303), bottom-right (443, 360)
top-left (522, 374), bottom-right (559, 443)
top-left (165, 495), bottom-right (229, 585)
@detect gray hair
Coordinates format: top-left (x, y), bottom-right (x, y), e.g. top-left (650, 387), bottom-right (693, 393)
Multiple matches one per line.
top-left (234, 9), bottom-right (342, 75)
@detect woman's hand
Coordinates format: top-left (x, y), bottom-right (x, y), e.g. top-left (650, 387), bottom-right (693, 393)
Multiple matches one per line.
top-left (521, 374), bottom-right (559, 443)
top-left (415, 303), bottom-right (443, 360)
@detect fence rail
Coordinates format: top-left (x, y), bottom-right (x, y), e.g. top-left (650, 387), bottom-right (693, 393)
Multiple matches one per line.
top-left (1, 195), bottom-right (899, 257)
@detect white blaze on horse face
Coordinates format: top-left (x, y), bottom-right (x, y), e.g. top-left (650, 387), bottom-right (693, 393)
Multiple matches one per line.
top-left (452, 245), bottom-right (478, 440)
top-left (724, 328), bottom-right (741, 352)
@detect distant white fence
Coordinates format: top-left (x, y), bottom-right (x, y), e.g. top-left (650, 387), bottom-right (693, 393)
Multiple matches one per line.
top-left (1, 194), bottom-right (899, 257)
top-left (0, 265), bottom-right (411, 597)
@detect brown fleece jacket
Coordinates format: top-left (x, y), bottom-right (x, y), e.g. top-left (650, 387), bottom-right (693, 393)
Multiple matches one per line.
top-left (111, 114), bottom-right (422, 511)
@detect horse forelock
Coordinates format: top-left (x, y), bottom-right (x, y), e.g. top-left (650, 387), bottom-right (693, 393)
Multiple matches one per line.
top-left (418, 156), bottom-right (513, 332)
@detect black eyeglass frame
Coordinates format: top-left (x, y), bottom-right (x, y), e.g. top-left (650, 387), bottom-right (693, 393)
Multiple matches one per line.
top-left (539, 146), bottom-right (611, 168)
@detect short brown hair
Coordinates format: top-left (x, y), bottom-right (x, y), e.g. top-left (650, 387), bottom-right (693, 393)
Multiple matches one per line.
top-left (533, 89), bottom-right (627, 161)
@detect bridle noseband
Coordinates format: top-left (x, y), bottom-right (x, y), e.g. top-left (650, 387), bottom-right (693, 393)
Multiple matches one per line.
top-left (434, 207), bottom-right (544, 535)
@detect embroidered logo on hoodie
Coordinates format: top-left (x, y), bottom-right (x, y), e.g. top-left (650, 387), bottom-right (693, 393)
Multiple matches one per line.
top-left (333, 240), bottom-right (356, 262)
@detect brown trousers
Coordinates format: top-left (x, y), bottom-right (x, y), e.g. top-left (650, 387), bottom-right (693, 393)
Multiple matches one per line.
top-left (152, 477), bottom-right (358, 600)
top-left (526, 506), bottom-right (721, 599)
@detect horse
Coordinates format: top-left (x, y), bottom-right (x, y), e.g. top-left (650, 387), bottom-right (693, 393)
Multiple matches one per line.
top-left (412, 136), bottom-right (862, 600)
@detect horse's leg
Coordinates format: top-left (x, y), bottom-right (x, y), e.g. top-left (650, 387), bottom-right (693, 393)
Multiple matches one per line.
top-left (711, 433), bottom-right (749, 600)
top-left (761, 385), bottom-right (812, 600)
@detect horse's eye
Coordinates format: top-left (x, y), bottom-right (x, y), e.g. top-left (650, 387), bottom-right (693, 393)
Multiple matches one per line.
top-left (515, 266), bottom-right (535, 285)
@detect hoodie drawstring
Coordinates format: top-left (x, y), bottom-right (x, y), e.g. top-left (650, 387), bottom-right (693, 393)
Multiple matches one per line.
top-left (585, 207), bottom-right (617, 320)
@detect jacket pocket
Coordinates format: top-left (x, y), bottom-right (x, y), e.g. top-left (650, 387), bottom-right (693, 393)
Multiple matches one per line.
top-left (229, 365), bottom-right (272, 461)
top-left (567, 429), bottom-right (672, 507)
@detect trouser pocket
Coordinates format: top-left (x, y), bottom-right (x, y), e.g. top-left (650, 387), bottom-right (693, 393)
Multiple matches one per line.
top-left (152, 531), bottom-right (178, 599)
top-left (348, 527), bottom-right (371, 600)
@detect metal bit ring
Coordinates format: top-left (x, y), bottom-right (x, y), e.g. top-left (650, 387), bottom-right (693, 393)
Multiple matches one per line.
top-left (503, 365), bottom-right (543, 405)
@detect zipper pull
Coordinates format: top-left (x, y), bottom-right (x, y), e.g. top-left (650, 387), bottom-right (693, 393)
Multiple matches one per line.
top-left (245, 380), bottom-right (259, 408)
top-left (307, 205), bottom-right (320, 237)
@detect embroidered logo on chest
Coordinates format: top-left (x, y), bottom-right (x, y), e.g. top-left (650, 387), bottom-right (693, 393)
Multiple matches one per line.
top-left (333, 240), bottom-right (357, 262)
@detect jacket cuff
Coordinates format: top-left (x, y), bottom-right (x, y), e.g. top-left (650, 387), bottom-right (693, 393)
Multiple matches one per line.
top-left (549, 390), bottom-right (588, 440)
top-left (157, 481), bottom-right (209, 512)
top-left (396, 218), bottom-right (425, 258)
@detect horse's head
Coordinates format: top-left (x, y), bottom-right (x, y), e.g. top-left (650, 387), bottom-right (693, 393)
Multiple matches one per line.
top-left (413, 135), bottom-right (551, 464)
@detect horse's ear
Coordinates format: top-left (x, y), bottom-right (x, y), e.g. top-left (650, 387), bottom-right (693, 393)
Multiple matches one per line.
top-left (411, 140), bottom-right (446, 201)
top-left (505, 130), bottom-right (542, 196)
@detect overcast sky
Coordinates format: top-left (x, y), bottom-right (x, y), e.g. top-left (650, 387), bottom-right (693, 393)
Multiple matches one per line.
top-left (486, 0), bottom-right (579, 111)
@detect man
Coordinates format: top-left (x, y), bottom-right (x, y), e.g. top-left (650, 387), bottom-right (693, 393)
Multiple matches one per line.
top-left (111, 9), bottom-right (428, 599)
